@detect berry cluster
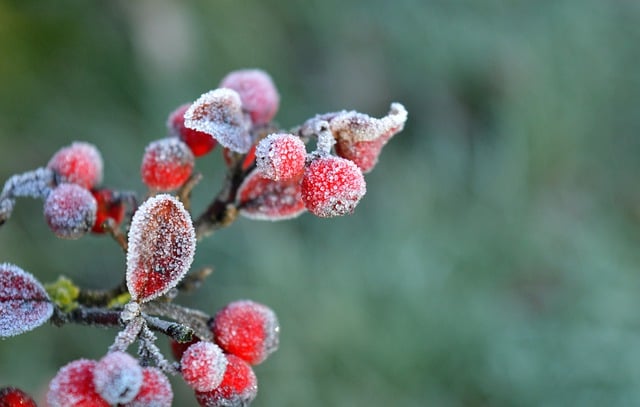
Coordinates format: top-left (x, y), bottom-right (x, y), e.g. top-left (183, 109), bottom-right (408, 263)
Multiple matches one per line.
top-left (0, 68), bottom-right (406, 406)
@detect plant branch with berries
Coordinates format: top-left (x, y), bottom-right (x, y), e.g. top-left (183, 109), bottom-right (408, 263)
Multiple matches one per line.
top-left (0, 68), bottom-right (407, 407)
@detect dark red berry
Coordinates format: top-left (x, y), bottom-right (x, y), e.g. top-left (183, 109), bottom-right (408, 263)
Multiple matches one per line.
top-left (169, 336), bottom-right (200, 361)
top-left (91, 189), bottom-right (126, 233)
top-left (141, 138), bottom-right (195, 191)
top-left (195, 354), bottom-right (258, 407)
top-left (0, 386), bottom-right (36, 407)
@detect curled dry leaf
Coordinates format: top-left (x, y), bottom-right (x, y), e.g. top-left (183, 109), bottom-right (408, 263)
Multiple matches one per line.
top-left (0, 262), bottom-right (53, 337)
top-left (126, 194), bottom-right (196, 303)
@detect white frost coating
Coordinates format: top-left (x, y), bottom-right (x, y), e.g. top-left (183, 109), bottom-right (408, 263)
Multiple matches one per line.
top-left (255, 133), bottom-right (306, 181)
top-left (1, 167), bottom-right (54, 200)
top-left (184, 88), bottom-right (253, 153)
top-left (0, 263), bottom-right (53, 337)
top-left (181, 341), bottom-right (228, 392)
top-left (126, 194), bottom-right (196, 302)
top-left (44, 183), bottom-right (97, 239)
top-left (94, 351), bottom-right (143, 404)
top-left (125, 367), bottom-right (173, 407)
top-left (328, 102), bottom-right (407, 142)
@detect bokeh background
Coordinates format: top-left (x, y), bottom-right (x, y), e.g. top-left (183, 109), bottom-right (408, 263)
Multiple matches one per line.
top-left (1, 0), bottom-right (640, 406)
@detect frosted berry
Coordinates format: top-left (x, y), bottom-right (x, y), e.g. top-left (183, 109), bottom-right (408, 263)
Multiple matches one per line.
top-left (168, 103), bottom-right (217, 157)
top-left (47, 359), bottom-right (109, 407)
top-left (195, 354), bottom-right (258, 407)
top-left (170, 336), bottom-right (200, 361)
top-left (91, 189), bottom-right (126, 233)
top-left (126, 194), bottom-right (196, 302)
top-left (220, 69), bottom-right (280, 125)
top-left (0, 263), bottom-right (53, 337)
top-left (181, 341), bottom-right (228, 392)
top-left (236, 168), bottom-right (306, 221)
top-left (0, 386), bottom-right (36, 407)
top-left (47, 141), bottom-right (103, 189)
top-left (301, 155), bottom-right (366, 218)
top-left (141, 138), bottom-right (195, 191)
top-left (256, 133), bottom-right (306, 181)
top-left (212, 300), bottom-right (280, 365)
top-left (121, 367), bottom-right (173, 407)
top-left (93, 351), bottom-right (143, 404)
top-left (44, 183), bottom-right (97, 239)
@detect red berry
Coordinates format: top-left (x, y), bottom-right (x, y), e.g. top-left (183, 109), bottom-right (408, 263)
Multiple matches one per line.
top-left (195, 354), bottom-right (258, 407)
top-left (121, 367), bottom-right (173, 407)
top-left (168, 103), bottom-right (217, 157)
top-left (0, 263), bottom-right (53, 338)
top-left (219, 69), bottom-right (280, 125)
top-left (236, 168), bottom-right (306, 221)
top-left (141, 138), bottom-right (194, 191)
top-left (47, 359), bottom-right (109, 407)
top-left (91, 189), bottom-right (126, 233)
top-left (44, 183), bottom-right (97, 239)
top-left (301, 155), bottom-right (366, 218)
top-left (126, 194), bottom-right (196, 303)
top-left (181, 341), bottom-right (227, 392)
top-left (93, 351), bottom-right (143, 404)
top-left (212, 300), bottom-right (279, 365)
top-left (0, 386), bottom-right (36, 407)
top-left (170, 336), bottom-right (200, 361)
top-left (256, 133), bottom-right (306, 181)
top-left (47, 141), bottom-right (103, 189)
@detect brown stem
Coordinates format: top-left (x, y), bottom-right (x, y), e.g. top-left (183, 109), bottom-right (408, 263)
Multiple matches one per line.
top-left (141, 302), bottom-right (212, 341)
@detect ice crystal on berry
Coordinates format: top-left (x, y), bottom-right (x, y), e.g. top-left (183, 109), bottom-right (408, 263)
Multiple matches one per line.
top-left (236, 168), bottom-right (306, 221)
top-left (212, 300), bottom-right (280, 365)
top-left (256, 133), bottom-right (307, 181)
top-left (44, 183), bottom-right (97, 239)
top-left (0, 263), bottom-right (53, 337)
top-left (168, 103), bottom-right (217, 157)
top-left (219, 69), bottom-right (280, 125)
top-left (47, 359), bottom-right (109, 407)
top-left (184, 88), bottom-right (253, 154)
top-left (195, 354), bottom-right (258, 407)
top-left (126, 194), bottom-right (196, 302)
top-left (181, 341), bottom-right (228, 392)
top-left (0, 386), bottom-right (36, 407)
top-left (122, 367), bottom-right (173, 407)
top-left (93, 351), bottom-right (143, 404)
top-left (301, 155), bottom-right (366, 218)
top-left (47, 141), bottom-right (104, 189)
top-left (141, 138), bottom-right (195, 191)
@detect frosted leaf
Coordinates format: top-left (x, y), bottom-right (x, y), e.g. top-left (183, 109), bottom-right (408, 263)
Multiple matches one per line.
top-left (94, 351), bottom-right (143, 404)
top-left (328, 102), bottom-right (407, 143)
top-left (236, 168), bottom-right (306, 221)
top-left (126, 194), bottom-right (196, 302)
top-left (0, 167), bottom-right (54, 200)
top-left (0, 263), bottom-right (53, 337)
top-left (184, 88), bottom-right (253, 154)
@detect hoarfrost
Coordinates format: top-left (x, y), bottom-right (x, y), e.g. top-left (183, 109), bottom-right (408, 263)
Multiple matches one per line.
top-left (43, 183), bottom-right (97, 239)
top-left (1, 167), bottom-right (54, 200)
top-left (93, 351), bottom-right (143, 404)
top-left (181, 341), bottom-right (228, 392)
top-left (255, 133), bottom-right (306, 181)
top-left (123, 367), bottom-right (173, 407)
top-left (47, 359), bottom-right (109, 407)
top-left (236, 168), bottom-right (306, 221)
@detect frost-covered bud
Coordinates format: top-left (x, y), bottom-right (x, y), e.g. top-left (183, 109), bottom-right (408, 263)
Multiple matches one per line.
top-left (44, 183), bottom-right (97, 239)
top-left (301, 155), bottom-right (366, 218)
top-left (47, 141), bottom-right (103, 189)
top-left (47, 359), bottom-right (109, 407)
top-left (168, 103), bottom-right (217, 157)
top-left (184, 88), bottom-right (252, 154)
top-left (93, 351), bottom-right (143, 404)
top-left (212, 300), bottom-right (280, 365)
top-left (256, 133), bottom-right (306, 181)
top-left (219, 69), bottom-right (280, 125)
top-left (141, 138), bottom-right (195, 191)
top-left (181, 341), bottom-right (227, 392)
top-left (195, 354), bottom-right (258, 407)
top-left (122, 367), bottom-right (173, 407)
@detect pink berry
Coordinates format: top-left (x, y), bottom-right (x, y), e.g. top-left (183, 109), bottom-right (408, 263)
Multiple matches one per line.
top-left (93, 351), bottom-right (143, 404)
top-left (141, 138), bottom-right (195, 191)
top-left (301, 155), bottom-right (366, 218)
top-left (168, 103), bottom-right (217, 157)
top-left (212, 300), bottom-right (279, 365)
top-left (91, 188), bottom-right (126, 233)
top-left (236, 168), bottom-right (306, 221)
top-left (0, 263), bottom-right (53, 338)
top-left (44, 183), bottom-right (97, 239)
top-left (219, 69), bottom-right (280, 125)
top-left (181, 341), bottom-right (228, 392)
top-left (47, 141), bottom-right (103, 189)
top-left (195, 354), bottom-right (258, 407)
top-left (256, 133), bottom-right (306, 181)
top-left (47, 359), bottom-right (109, 407)
top-left (121, 367), bottom-right (173, 407)
top-left (0, 386), bottom-right (36, 407)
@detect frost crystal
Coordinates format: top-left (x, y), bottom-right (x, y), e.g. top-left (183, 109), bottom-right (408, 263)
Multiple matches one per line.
top-left (0, 263), bottom-right (53, 337)
top-left (236, 168), bottom-right (306, 221)
top-left (126, 194), bottom-right (196, 302)
top-left (94, 351), bottom-right (143, 404)
top-left (181, 341), bottom-right (228, 392)
top-left (44, 183), bottom-right (98, 239)
top-left (255, 133), bottom-right (307, 181)
top-left (184, 88), bottom-right (253, 153)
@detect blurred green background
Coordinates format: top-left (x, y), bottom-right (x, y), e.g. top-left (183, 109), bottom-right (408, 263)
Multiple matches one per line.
top-left (1, 0), bottom-right (640, 406)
